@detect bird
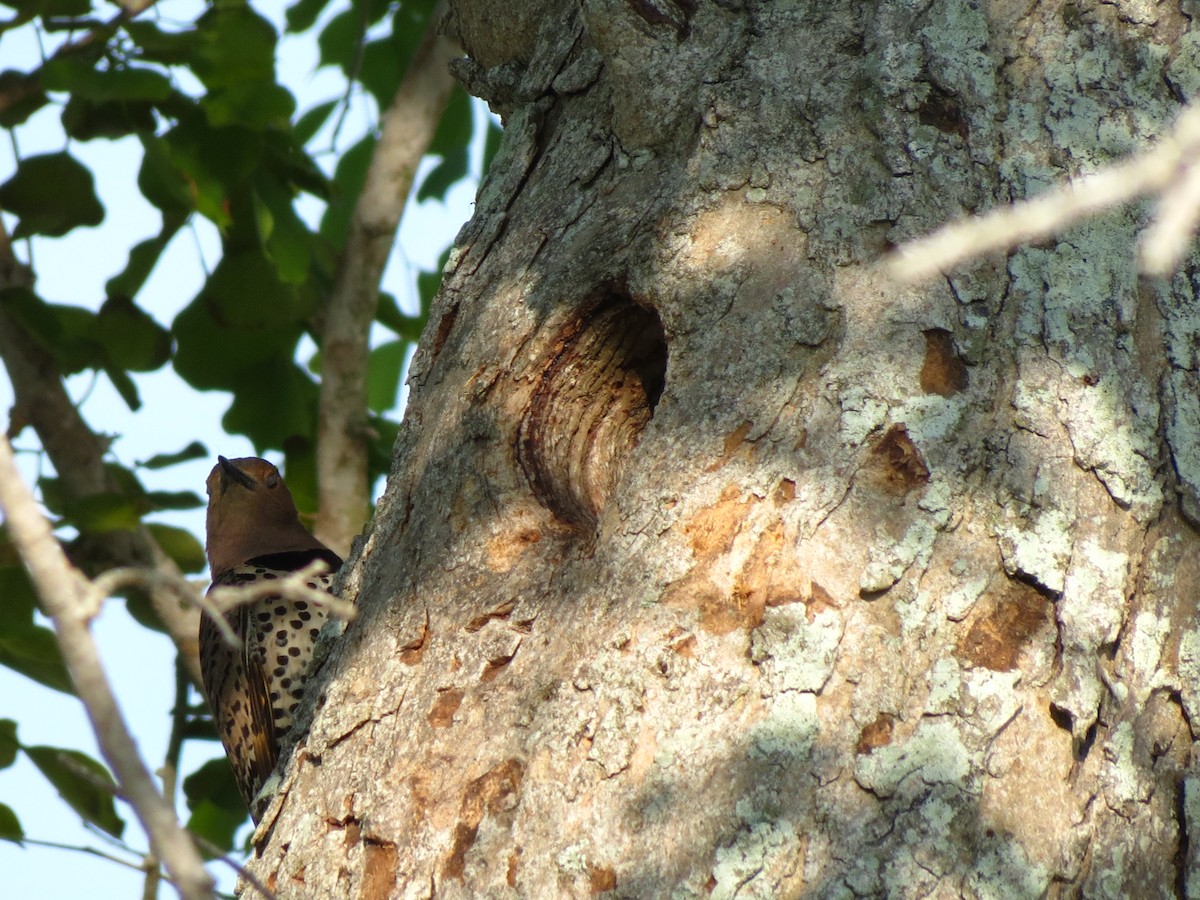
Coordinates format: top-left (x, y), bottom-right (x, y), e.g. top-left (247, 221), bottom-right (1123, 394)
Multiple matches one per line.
top-left (199, 455), bottom-right (343, 819)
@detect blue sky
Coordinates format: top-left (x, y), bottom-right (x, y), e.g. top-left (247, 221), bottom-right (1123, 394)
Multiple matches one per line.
top-left (0, 1), bottom-right (482, 894)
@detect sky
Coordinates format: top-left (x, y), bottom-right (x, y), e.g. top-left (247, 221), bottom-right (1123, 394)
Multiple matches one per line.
top-left (0, 1), bottom-right (483, 895)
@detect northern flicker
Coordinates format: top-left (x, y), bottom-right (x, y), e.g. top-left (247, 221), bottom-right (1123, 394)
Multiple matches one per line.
top-left (200, 456), bottom-right (343, 818)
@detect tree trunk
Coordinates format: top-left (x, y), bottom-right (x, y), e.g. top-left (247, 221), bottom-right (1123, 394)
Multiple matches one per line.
top-left (247, 2), bottom-right (1200, 896)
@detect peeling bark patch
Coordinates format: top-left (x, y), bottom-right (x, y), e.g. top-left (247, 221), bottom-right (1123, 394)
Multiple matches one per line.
top-left (518, 295), bottom-right (667, 528)
top-left (920, 328), bottom-right (969, 396)
top-left (957, 581), bottom-right (1050, 671)
top-left (442, 822), bottom-right (478, 882)
top-left (431, 301), bottom-right (459, 358)
top-left (707, 420), bottom-right (754, 470)
top-left (774, 478), bottom-right (796, 503)
top-left (684, 484), bottom-right (750, 559)
top-left (506, 850), bottom-right (520, 887)
top-left (868, 424), bottom-right (930, 493)
top-left (917, 87), bottom-right (969, 140)
top-left (589, 864), bottom-right (617, 892)
top-left (466, 599), bottom-right (517, 632)
top-left (442, 759), bottom-right (526, 882)
top-left (399, 609), bottom-right (429, 665)
top-left (481, 652), bottom-right (516, 682)
top-left (855, 712), bottom-right (895, 755)
top-left (361, 838), bottom-right (398, 900)
top-left (429, 688), bottom-right (465, 727)
top-left (806, 581), bottom-right (839, 621)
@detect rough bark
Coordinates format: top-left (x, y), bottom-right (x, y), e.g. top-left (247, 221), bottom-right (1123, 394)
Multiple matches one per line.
top-left (249, 2), bottom-right (1200, 897)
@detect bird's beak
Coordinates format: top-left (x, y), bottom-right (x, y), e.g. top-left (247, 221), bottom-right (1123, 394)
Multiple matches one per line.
top-left (218, 456), bottom-right (257, 491)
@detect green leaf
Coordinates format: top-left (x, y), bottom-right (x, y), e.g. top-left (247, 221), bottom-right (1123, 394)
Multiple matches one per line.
top-left (42, 60), bottom-right (173, 102)
top-left (253, 175), bottom-right (312, 284)
top-left (59, 492), bottom-right (147, 532)
top-left (0, 288), bottom-right (103, 374)
top-left (25, 746), bottom-right (124, 838)
top-left (172, 296), bottom-right (301, 390)
top-left (145, 523), bottom-right (206, 574)
top-left (105, 214), bottom-right (186, 300)
top-left (137, 136), bottom-right (195, 214)
top-left (0, 720), bottom-right (19, 769)
top-left (123, 21), bottom-right (196, 66)
top-left (103, 365), bottom-right (141, 411)
top-left (264, 129), bottom-right (330, 199)
top-left (293, 98), bottom-right (338, 144)
top-left (139, 441), bottom-right (208, 470)
top-left (145, 490), bottom-right (204, 511)
top-left (367, 340), bottom-right (407, 413)
top-left (0, 803), bottom-right (23, 844)
top-left (62, 96), bottom-right (157, 141)
top-left (221, 360), bottom-right (317, 447)
top-left (0, 152), bottom-right (104, 237)
top-left (95, 297), bottom-right (171, 372)
top-left (191, 6), bottom-right (278, 90)
top-left (285, 0), bottom-right (326, 33)
top-left (315, 9), bottom-right (360, 75)
top-left (0, 625), bottom-right (74, 694)
top-left (201, 80), bottom-right (295, 130)
top-left (0, 70), bottom-right (48, 128)
top-left (196, 252), bottom-right (310, 329)
top-left (281, 440), bottom-right (317, 515)
top-left (38, 0), bottom-right (91, 16)
top-left (184, 758), bottom-right (247, 852)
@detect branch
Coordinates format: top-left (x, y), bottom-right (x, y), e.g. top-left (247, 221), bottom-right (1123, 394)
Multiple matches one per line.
top-left (0, 218), bottom-right (203, 686)
top-left (888, 97), bottom-right (1200, 282)
top-left (0, 436), bottom-right (214, 900)
top-left (315, 9), bottom-right (460, 554)
top-left (204, 560), bottom-right (358, 625)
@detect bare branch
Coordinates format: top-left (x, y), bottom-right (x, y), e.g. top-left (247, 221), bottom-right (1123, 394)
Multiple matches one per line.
top-left (0, 217), bottom-right (203, 686)
top-left (0, 436), bottom-right (214, 899)
top-left (205, 560), bottom-right (358, 625)
top-left (316, 8), bottom-right (460, 554)
top-left (888, 99), bottom-right (1200, 282)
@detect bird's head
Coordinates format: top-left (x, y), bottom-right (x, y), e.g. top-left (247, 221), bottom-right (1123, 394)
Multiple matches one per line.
top-left (205, 456), bottom-right (326, 576)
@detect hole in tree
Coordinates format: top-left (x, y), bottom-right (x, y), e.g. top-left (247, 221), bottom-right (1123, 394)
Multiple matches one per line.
top-left (518, 293), bottom-right (668, 529)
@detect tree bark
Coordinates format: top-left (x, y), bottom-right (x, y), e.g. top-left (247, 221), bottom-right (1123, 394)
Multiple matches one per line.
top-left (249, 2), bottom-right (1200, 896)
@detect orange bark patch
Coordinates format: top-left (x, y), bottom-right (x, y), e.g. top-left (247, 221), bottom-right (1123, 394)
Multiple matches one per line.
top-left (805, 581), bottom-right (839, 621)
top-left (441, 760), bottom-right (526, 882)
top-left (466, 599), bottom-right (517, 632)
top-left (481, 651), bottom-right (517, 682)
top-left (486, 527), bottom-right (543, 573)
top-left (855, 712), bottom-right (895, 755)
top-left (957, 580), bottom-right (1050, 671)
top-left (361, 838), bottom-right (398, 900)
top-left (869, 424), bottom-right (930, 493)
top-left (670, 631), bottom-right (697, 658)
top-left (683, 484), bottom-right (750, 559)
top-left (739, 519), bottom-right (804, 613)
top-left (590, 865), bottom-right (618, 893)
top-left (773, 478), bottom-right (796, 503)
top-left (507, 850), bottom-right (521, 887)
top-left (428, 688), bottom-right (464, 727)
top-left (399, 609), bottom-right (429, 665)
top-left (920, 328), bottom-right (969, 396)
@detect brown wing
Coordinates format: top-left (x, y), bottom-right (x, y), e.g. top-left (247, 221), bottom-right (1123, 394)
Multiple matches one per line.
top-left (239, 601), bottom-right (279, 797)
top-left (199, 574), bottom-right (278, 813)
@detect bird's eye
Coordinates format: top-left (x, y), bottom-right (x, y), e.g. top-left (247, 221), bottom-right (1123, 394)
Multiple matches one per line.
top-left (266, 471), bottom-right (279, 488)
